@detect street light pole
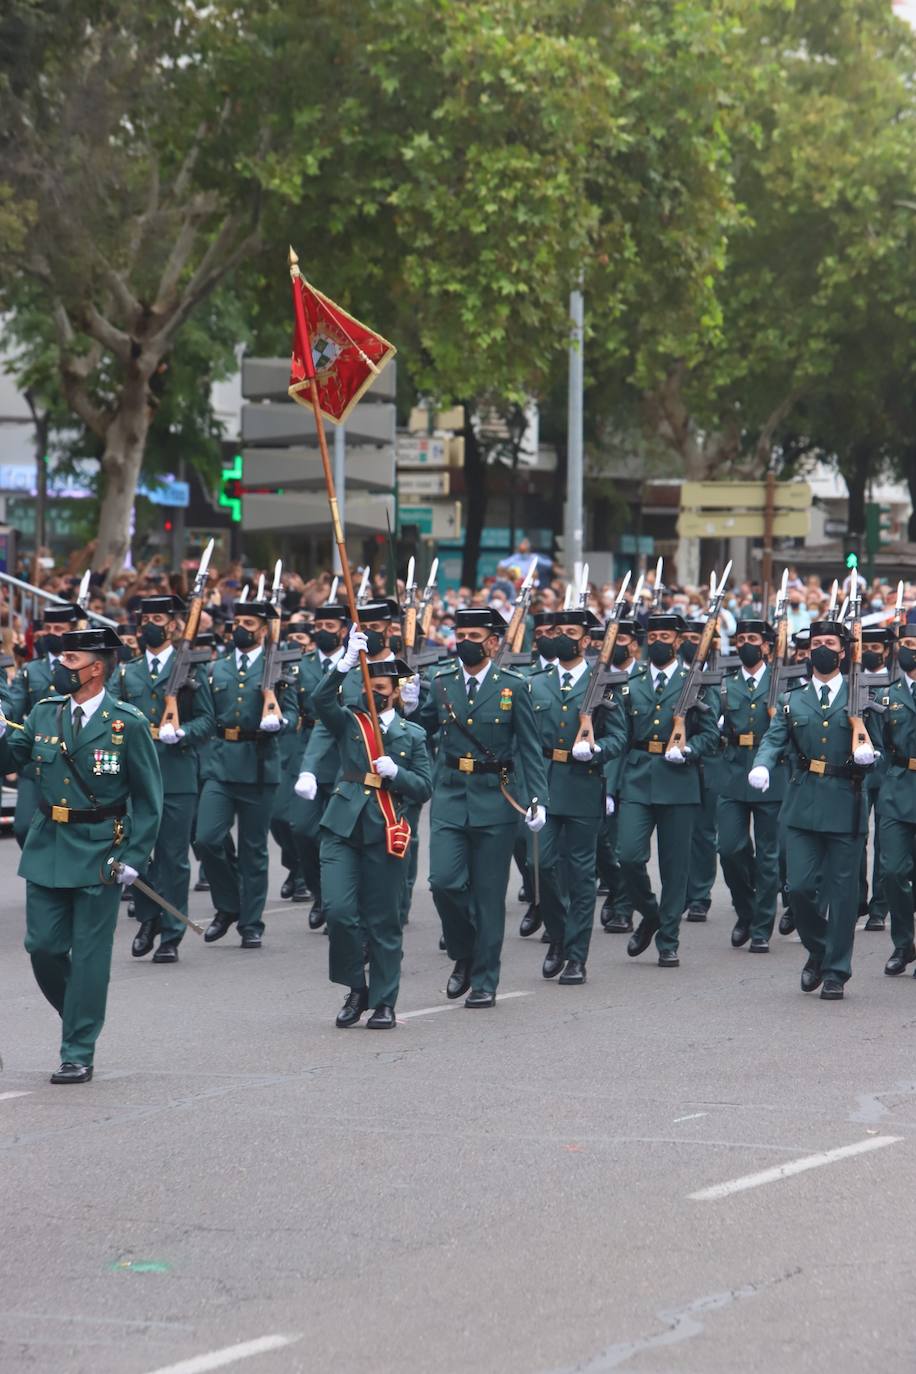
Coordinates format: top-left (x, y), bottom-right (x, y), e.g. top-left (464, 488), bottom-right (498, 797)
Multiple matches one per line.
top-left (565, 286), bottom-right (584, 579)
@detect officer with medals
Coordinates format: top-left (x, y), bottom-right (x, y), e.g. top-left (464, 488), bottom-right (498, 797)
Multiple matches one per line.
top-left (313, 628), bottom-right (432, 1028)
top-left (876, 623), bottom-right (916, 975)
top-left (8, 603), bottom-right (79, 848)
top-left (415, 607), bottom-right (549, 1007)
top-left (749, 615), bottom-right (881, 999)
top-left (0, 624), bottom-right (162, 1083)
top-left (112, 594), bottom-right (215, 963)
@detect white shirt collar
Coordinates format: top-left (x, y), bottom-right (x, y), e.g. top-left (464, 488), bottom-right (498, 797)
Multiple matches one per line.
top-left (555, 658), bottom-right (589, 687)
top-left (379, 707), bottom-right (396, 731)
top-left (236, 645), bottom-right (262, 668)
top-left (72, 685), bottom-right (105, 722)
top-left (741, 662), bottom-right (766, 684)
top-left (318, 646), bottom-right (343, 667)
top-left (147, 644), bottom-right (173, 670)
top-left (812, 672), bottom-right (843, 705)
top-left (650, 661), bottom-right (675, 686)
top-left (463, 659), bottom-right (492, 691)
top-left (539, 655), bottom-right (556, 672)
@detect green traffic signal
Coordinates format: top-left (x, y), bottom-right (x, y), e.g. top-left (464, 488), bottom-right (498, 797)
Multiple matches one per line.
top-left (219, 454), bottom-right (243, 524)
top-left (845, 551), bottom-right (858, 570)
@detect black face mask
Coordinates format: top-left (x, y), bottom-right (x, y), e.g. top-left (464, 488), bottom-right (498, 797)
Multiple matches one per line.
top-left (899, 647), bottom-right (916, 673)
top-left (36, 632), bottom-right (63, 657)
top-left (862, 650), bottom-right (884, 672)
top-left (553, 633), bottom-right (583, 663)
top-left (140, 623), bottom-right (167, 650)
top-left (117, 644), bottom-right (135, 662)
top-left (314, 628), bottom-right (341, 654)
top-left (372, 691), bottom-right (393, 714)
top-left (647, 641), bottom-right (676, 668)
top-left (364, 629), bottom-right (387, 656)
top-left (536, 635), bottom-right (558, 661)
top-left (456, 639), bottom-right (486, 668)
top-left (612, 643), bottom-right (631, 667)
top-left (738, 642), bottom-right (763, 669)
top-left (52, 661), bottom-right (91, 696)
top-left (810, 645), bottom-right (841, 676)
top-left (680, 641), bottom-right (698, 664)
top-left (232, 626), bottom-right (257, 651)
top-left (388, 634), bottom-right (403, 655)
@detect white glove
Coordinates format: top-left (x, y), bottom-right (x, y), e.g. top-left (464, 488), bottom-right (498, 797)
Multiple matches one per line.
top-left (158, 723), bottom-right (185, 745)
top-left (115, 863), bottom-right (138, 887)
top-left (339, 627), bottom-right (369, 672)
top-left (259, 715), bottom-right (284, 732)
top-left (665, 746), bottom-right (686, 764)
top-left (525, 804), bottom-right (547, 833)
top-left (0, 710), bottom-right (6, 740)
top-left (295, 771), bottom-right (318, 800)
top-left (854, 744), bottom-right (876, 766)
top-left (400, 674), bottom-right (421, 713)
top-left (748, 766), bottom-right (770, 792)
top-left (605, 795), bottom-right (616, 816)
top-left (572, 739), bottom-right (597, 762)
top-left (373, 755), bottom-right (398, 780)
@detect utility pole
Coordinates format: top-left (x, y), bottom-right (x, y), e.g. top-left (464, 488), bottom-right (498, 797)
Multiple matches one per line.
top-left (761, 467), bottom-right (776, 615)
top-left (565, 285), bottom-right (584, 578)
top-left (332, 422), bottom-right (346, 575)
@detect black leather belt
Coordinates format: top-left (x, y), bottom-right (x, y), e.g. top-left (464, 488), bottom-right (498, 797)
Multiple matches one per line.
top-left (892, 752), bottom-right (916, 771)
top-left (40, 799), bottom-right (127, 824)
top-left (725, 729), bottom-right (760, 748)
top-left (631, 739), bottom-right (666, 755)
top-left (444, 754), bottom-right (513, 775)
top-left (797, 756), bottom-right (854, 779)
top-left (218, 726), bottom-right (261, 742)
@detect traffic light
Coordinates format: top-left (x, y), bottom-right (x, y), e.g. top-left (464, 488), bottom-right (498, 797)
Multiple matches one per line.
top-left (219, 454), bottom-right (243, 523)
top-left (845, 551), bottom-right (858, 571)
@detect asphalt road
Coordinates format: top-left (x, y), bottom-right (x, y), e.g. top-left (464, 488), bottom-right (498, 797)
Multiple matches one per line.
top-left (1, 821), bottom-right (915, 1374)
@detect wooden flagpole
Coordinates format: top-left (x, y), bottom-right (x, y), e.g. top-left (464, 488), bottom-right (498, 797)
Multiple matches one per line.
top-left (288, 246), bottom-right (383, 753)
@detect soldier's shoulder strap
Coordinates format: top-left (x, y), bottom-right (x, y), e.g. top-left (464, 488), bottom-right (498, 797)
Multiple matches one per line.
top-left (113, 700), bottom-right (146, 721)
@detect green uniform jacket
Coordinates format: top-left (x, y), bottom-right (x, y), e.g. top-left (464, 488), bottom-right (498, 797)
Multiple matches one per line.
top-left (416, 663), bottom-right (549, 826)
top-left (111, 654), bottom-right (215, 795)
top-left (877, 676), bottom-right (916, 824)
top-left (0, 691), bottom-right (163, 885)
top-left (530, 666), bottom-right (626, 819)
top-left (606, 666), bottom-right (720, 807)
top-left (752, 679), bottom-right (882, 835)
top-left (8, 656), bottom-right (53, 721)
top-left (313, 669), bottom-right (432, 841)
top-left (718, 666), bottom-right (786, 804)
top-left (208, 652), bottom-right (298, 788)
top-left (301, 655), bottom-right (397, 783)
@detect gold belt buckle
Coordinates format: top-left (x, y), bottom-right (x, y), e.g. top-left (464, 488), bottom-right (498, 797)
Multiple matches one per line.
top-left (809, 758), bottom-right (826, 775)
top-left (907, 758), bottom-right (916, 772)
top-left (51, 804), bottom-right (69, 823)
top-left (458, 756), bottom-right (475, 774)
top-left (648, 740), bottom-right (664, 755)
top-left (738, 732), bottom-right (755, 747)
top-left (552, 748), bottom-right (569, 763)
top-left (224, 726), bottom-right (240, 742)
top-left (364, 773), bottom-right (382, 788)
top-left (150, 724), bottom-right (160, 740)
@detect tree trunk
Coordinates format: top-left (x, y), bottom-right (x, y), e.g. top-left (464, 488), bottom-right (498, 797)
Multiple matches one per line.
top-left (904, 445), bottom-right (916, 542)
top-left (93, 371), bottom-right (153, 577)
top-left (461, 406), bottom-right (487, 587)
top-left (845, 441), bottom-right (870, 537)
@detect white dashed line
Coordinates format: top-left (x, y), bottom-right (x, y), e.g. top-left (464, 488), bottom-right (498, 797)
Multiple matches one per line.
top-left (674, 1113), bottom-right (708, 1123)
top-left (0, 1092), bottom-right (31, 1102)
top-left (144, 1333), bottom-right (301, 1374)
top-left (399, 990), bottom-right (535, 1021)
top-left (688, 1135), bottom-right (902, 1201)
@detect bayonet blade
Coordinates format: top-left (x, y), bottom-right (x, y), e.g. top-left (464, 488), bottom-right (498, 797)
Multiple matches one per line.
top-left (329, 576), bottom-right (339, 604)
top-left (256, 574), bottom-right (265, 601)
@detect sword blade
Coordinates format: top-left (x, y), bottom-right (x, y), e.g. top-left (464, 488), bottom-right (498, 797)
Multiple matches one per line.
top-left (111, 862), bottom-right (205, 935)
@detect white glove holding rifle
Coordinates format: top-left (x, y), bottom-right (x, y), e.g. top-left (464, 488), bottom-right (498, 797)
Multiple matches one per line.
top-left (339, 627), bottom-right (369, 672)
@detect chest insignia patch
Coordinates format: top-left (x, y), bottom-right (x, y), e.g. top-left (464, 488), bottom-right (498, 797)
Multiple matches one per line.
top-left (93, 749), bottom-right (121, 775)
top-left (499, 687), bottom-right (514, 711)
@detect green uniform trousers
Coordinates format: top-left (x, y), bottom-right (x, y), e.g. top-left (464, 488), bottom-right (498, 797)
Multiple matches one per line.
top-left (618, 801), bottom-right (697, 955)
top-left (786, 825), bottom-right (865, 983)
top-left (878, 814), bottom-right (916, 953)
top-left (399, 831), bottom-right (420, 928)
top-left (132, 791), bottom-right (196, 943)
top-left (196, 779), bottom-right (277, 935)
top-left (291, 785), bottom-right (332, 903)
top-left (430, 819), bottom-right (516, 996)
top-left (25, 881), bottom-right (121, 1066)
top-left (538, 814), bottom-right (600, 962)
top-left (858, 792), bottom-right (887, 919)
top-left (321, 831), bottom-right (404, 1006)
top-left (717, 798), bottom-right (781, 939)
top-left (685, 778), bottom-right (717, 912)
top-left (596, 810), bottom-right (634, 925)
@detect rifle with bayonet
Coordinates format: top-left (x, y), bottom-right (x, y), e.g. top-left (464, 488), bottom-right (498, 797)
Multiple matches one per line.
top-left (846, 566), bottom-right (886, 755)
top-left (401, 555), bottom-right (444, 671)
top-left (887, 580), bottom-right (906, 685)
top-left (765, 568), bottom-right (806, 715)
top-left (494, 556), bottom-right (539, 668)
top-left (75, 570), bottom-right (91, 628)
top-left (574, 571), bottom-right (636, 750)
top-left (159, 539), bottom-right (215, 733)
top-left (651, 557), bottom-right (664, 610)
top-left (260, 561), bottom-right (300, 726)
top-left (666, 562), bottom-right (732, 754)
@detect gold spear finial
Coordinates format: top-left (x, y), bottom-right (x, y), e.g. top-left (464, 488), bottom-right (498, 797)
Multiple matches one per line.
top-left (288, 245), bottom-right (300, 277)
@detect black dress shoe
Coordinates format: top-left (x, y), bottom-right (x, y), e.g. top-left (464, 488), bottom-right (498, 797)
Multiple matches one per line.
top-left (131, 920), bottom-right (159, 958)
top-left (308, 899), bottom-right (326, 931)
top-left (885, 945), bottom-right (916, 976)
top-left (204, 912), bottom-right (237, 943)
top-left (749, 936), bottom-right (769, 954)
top-left (126, 898), bottom-right (135, 919)
top-left (627, 914), bottom-right (659, 958)
top-left (820, 977), bottom-right (844, 1000)
top-left (542, 941), bottom-right (565, 979)
top-left (800, 957), bottom-right (822, 993)
top-left (596, 882), bottom-right (610, 897)
top-left (517, 885), bottom-right (531, 904)
top-left (291, 877), bottom-right (310, 903)
top-left (599, 896), bottom-right (613, 928)
top-left (152, 940), bottom-right (179, 963)
top-left (367, 1004), bottom-right (396, 1029)
top-left (519, 904), bottom-right (542, 938)
top-left (658, 951), bottom-right (680, 968)
top-left (447, 959), bottom-right (471, 1000)
top-left (731, 923), bottom-right (751, 948)
top-left (336, 988), bottom-right (369, 1027)
top-left (685, 903), bottom-right (708, 923)
top-left (240, 932), bottom-right (262, 949)
top-left (864, 913), bottom-right (887, 931)
top-left (778, 911), bottom-right (795, 936)
top-left (280, 873), bottom-right (295, 900)
top-left (438, 935), bottom-right (447, 952)
top-left (558, 959), bottom-right (586, 984)
top-left (464, 989), bottom-right (496, 1008)
top-left (50, 1062), bottom-right (93, 1084)
top-left (604, 910), bottom-right (634, 933)
top-left (193, 877), bottom-right (210, 893)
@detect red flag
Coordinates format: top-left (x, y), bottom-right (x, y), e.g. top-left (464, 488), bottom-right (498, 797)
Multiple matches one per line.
top-left (288, 277), bottom-right (396, 424)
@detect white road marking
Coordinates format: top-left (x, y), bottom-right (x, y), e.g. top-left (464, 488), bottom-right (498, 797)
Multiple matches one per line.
top-left (144, 1333), bottom-right (301, 1374)
top-left (399, 990), bottom-right (534, 1021)
top-left (0, 1091), bottom-right (31, 1102)
top-left (688, 1135), bottom-right (902, 1201)
top-left (674, 1113), bottom-right (708, 1123)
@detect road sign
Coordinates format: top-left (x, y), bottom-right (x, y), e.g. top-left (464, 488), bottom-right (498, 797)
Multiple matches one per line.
top-left (619, 534), bottom-right (655, 555)
top-left (398, 469), bottom-right (451, 498)
top-left (680, 481), bottom-right (811, 511)
top-left (241, 446), bottom-right (395, 493)
top-left (398, 502), bottom-right (463, 539)
top-left (678, 480), bottom-right (811, 540)
top-left (396, 435), bottom-right (450, 467)
top-left (677, 510), bottom-right (810, 539)
top-left (242, 491), bottom-right (395, 534)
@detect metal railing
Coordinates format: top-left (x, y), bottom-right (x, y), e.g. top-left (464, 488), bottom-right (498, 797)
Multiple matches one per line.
top-left (0, 571), bottom-right (118, 630)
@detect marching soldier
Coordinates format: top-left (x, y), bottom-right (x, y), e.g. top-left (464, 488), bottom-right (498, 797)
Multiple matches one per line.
top-left (606, 611), bottom-right (720, 967)
top-left (113, 594), bottom-right (215, 963)
top-left (529, 609), bottom-right (626, 983)
top-left (859, 626), bottom-right (890, 932)
top-left (312, 629), bottom-right (432, 1027)
top-left (197, 596), bottom-right (297, 949)
top-left (597, 616), bottom-right (644, 934)
top-left (0, 624), bottom-right (162, 1082)
top-left (681, 618), bottom-right (723, 923)
top-left (415, 608), bottom-right (549, 1007)
top-left (750, 616), bottom-right (881, 999)
top-left (270, 610), bottom-right (315, 903)
top-left (876, 624), bottom-right (916, 975)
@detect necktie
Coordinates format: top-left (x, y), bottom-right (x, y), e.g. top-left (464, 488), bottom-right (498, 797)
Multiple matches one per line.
top-left (655, 672), bottom-right (667, 695)
top-left (149, 657), bottom-right (160, 679)
top-left (240, 653), bottom-right (249, 675)
top-left (322, 657), bottom-right (332, 675)
top-left (466, 678), bottom-right (477, 706)
top-left (820, 684), bottom-right (830, 708)
top-left (561, 671), bottom-right (573, 692)
top-left (72, 704), bottom-right (83, 738)
top-left (747, 675), bottom-right (756, 697)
